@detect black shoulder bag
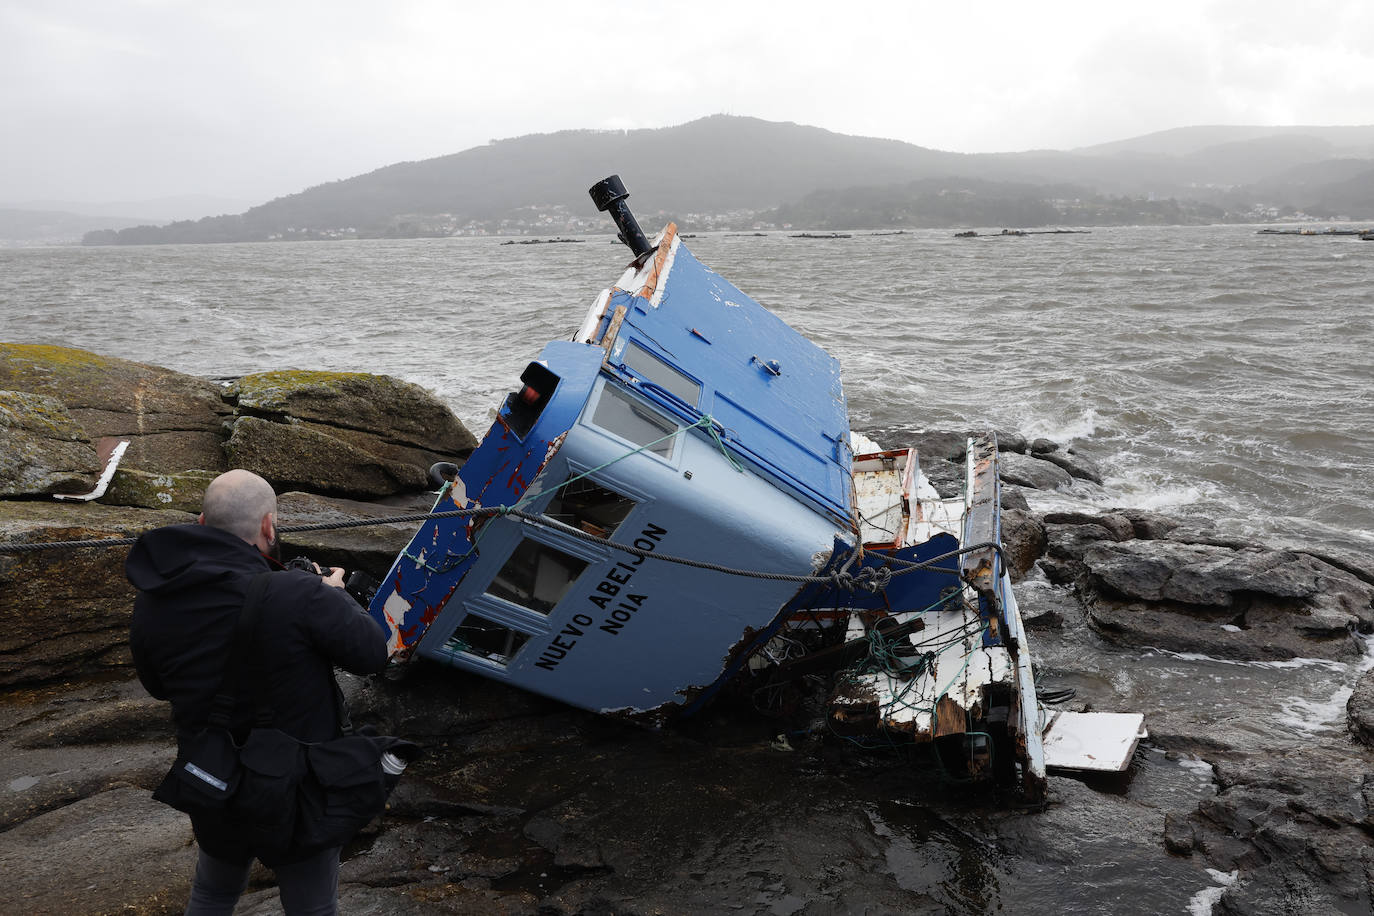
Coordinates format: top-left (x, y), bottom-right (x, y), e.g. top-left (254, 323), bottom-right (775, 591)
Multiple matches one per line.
top-left (152, 571), bottom-right (417, 861)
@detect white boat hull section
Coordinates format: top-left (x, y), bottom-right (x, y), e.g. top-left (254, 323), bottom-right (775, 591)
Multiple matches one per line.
top-left (838, 452), bottom-right (1020, 741)
top-left (1042, 711), bottom-right (1147, 772)
top-left (53, 439), bottom-right (129, 502)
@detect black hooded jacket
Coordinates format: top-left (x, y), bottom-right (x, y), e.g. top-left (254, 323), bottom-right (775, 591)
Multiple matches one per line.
top-left (126, 523), bottom-right (387, 744)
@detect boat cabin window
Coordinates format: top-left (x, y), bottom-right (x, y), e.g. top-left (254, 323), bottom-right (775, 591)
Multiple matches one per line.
top-left (590, 385), bottom-right (678, 459)
top-left (445, 613), bottom-right (529, 666)
top-left (545, 479), bottom-right (636, 538)
top-left (621, 341), bottom-right (701, 407)
top-left (486, 538), bottom-right (589, 615)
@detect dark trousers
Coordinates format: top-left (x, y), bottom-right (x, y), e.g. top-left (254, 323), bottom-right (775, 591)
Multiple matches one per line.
top-left (185, 845), bottom-right (341, 915)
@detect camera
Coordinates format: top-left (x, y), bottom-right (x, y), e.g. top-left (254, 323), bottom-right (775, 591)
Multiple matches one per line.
top-left (344, 570), bottom-right (380, 608)
top-left (283, 555), bottom-right (379, 608)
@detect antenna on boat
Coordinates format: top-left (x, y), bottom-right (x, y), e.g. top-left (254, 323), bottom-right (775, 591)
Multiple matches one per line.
top-left (589, 175), bottom-right (653, 258)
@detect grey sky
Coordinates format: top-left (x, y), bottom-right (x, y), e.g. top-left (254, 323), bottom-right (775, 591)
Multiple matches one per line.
top-left (4, 0), bottom-right (1372, 208)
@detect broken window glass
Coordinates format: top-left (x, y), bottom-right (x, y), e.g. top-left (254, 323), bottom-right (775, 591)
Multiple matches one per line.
top-left (486, 538), bottom-right (589, 614)
top-left (545, 479), bottom-right (636, 539)
top-left (445, 613), bottom-right (530, 665)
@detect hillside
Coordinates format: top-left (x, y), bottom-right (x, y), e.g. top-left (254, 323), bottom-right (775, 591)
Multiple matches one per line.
top-left (0, 209), bottom-right (147, 247)
top-left (0, 196), bottom-right (260, 246)
top-left (1075, 125), bottom-right (1374, 158)
top-left (82, 117), bottom-right (1374, 244)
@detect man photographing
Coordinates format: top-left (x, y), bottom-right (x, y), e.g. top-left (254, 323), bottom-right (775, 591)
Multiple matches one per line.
top-left (126, 469), bottom-right (388, 914)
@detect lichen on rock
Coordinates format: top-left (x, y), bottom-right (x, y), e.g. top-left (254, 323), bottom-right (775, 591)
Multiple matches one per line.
top-left (0, 343), bottom-right (232, 476)
top-left (230, 368), bottom-right (476, 456)
top-left (225, 415), bottom-right (427, 498)
top-left (0, 389), bottom-right (100, 497)
top-left (102, 468), bottom-right (219, 514)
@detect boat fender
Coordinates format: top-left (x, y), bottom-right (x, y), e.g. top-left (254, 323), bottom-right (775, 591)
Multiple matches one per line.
top-left (428, 462), bottom-right (460, 489)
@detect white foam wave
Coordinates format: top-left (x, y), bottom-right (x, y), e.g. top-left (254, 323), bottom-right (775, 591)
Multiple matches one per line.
top-left (1112, 480), bottom-right (1215, 513)
top-left (1020, 488), bottom-right (1111, 517)
top-left (1175, 754), bottom-right (1216, 783)
top-left (1276, 636), bottom-right (1374, 736)
top-left (1019, 408), bottom-right (1100, 444)
top-left (1188, 869), bottom-right (1238, 916)
top-left (1277, 692), bottom-right (1353, 737)
top-left (1143, 647), bottom-right (1350, 672)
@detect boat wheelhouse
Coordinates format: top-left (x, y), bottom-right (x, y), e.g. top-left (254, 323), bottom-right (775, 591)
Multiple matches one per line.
top-left (367, 176), bottom-right (1142, 802)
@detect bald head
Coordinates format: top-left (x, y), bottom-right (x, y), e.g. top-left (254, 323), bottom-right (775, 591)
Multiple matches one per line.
top-left (201, 469), bottom-right (277, 545)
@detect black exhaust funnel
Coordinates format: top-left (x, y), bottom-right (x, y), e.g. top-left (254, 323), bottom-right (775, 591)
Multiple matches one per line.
top-left (588, 175), bottom-right (652, 258)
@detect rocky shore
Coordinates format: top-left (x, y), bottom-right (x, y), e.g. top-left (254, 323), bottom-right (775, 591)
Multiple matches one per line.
top-left (3, 343), bottom-right (1373, 914)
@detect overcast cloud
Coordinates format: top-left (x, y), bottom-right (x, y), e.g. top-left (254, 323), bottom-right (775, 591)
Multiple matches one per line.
top-left (4, 0), bottom-right (1372, 208)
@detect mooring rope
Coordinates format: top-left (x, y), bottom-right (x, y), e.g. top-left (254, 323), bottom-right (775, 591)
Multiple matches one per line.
top-left (0, 501), bottom-right (1006, 593)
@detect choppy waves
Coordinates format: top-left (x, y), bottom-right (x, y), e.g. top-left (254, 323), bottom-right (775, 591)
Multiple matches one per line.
top-left (2, 225), bottom-right (1370, 554)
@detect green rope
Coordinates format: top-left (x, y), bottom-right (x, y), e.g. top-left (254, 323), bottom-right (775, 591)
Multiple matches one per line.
top-left (826, 616), bottom-right (1002, 784)
top-left (701, 417), bottom-right (746, 473)
top-left (825, 588), bottom-right (976, 753)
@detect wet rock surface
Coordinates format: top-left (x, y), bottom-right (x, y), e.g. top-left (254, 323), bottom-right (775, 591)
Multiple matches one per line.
top-left (1041, 512), bottom-right (1374, 662)
top-left (0, 786), bottom-right (195, 913)
top-left (1349, 668), bottom-right (1374, 748)
top-left (0, 346), bottom-right (475, 687)
top-left (0, 502), bottom-right (190, 686)
top-left (998, 451), bottom-right (1077, 492)
top-left (999, 508), bottom-right (1047, 582)
top-left (230, 370), bottom-right (477, 460)
top-left (7, 639), bottom-right (1373, 915)
top-left (102, 468), bottom-right (221, 514)
top-left (225, 369), bottom-right (477, 500)
top-left (274, 490), bottom-right (434, 574)
top-left (1195, 746), bottom-right (1374, 913)
top-left (2, 398), bottom-right (1373, 913)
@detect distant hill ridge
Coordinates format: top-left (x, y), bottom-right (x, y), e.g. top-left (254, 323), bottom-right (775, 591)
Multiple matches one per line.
top-left (1075, 124), bottom-right (1374, 158)
top-left (66, 116), bottom-right (1374, 244)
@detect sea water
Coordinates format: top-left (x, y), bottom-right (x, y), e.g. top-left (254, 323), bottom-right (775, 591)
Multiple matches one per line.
top-left (2, 225), bottom-right (1371, 912)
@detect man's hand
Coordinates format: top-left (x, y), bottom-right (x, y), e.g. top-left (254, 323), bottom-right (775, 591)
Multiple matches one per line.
top-left (321, 566), bottom-right (347, 589)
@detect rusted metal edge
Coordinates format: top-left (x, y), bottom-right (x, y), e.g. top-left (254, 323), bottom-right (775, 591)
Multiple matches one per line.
top-left (600, 305), bottom-right (628, 356)
top-left (634, 222), bottom-right (679, 302)
top-left (958, 434), bottom-right (1000, 597)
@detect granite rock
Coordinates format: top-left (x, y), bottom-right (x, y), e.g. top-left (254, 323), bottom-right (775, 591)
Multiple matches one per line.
top-left (0, 389), bottom-right (100, 497)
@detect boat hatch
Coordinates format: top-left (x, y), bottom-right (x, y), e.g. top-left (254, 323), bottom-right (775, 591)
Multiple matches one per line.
top-left (1042, 712), bottom-right (1148, 772)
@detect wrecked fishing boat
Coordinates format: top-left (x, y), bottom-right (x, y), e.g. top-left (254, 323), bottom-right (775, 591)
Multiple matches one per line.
top-left (367, 176), bottom-right (1142, 803)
